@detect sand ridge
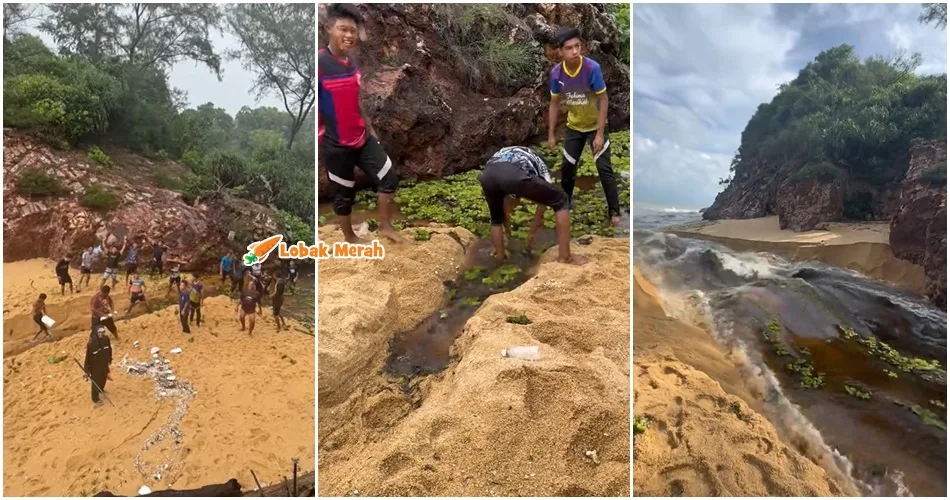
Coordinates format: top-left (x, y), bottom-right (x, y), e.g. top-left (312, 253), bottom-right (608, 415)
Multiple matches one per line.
top-left (3, 261), bottom-right (315, 496)
top-left (677, 216), bottom-right (890, 245)
top-left (318, 225), bottom-right (630, 496)
top-left (633, 268), bottom-right (851, 497)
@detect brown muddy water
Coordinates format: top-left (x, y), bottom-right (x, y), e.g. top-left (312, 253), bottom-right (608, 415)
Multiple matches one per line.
top-left (633, 229), bottom-right (947, 496)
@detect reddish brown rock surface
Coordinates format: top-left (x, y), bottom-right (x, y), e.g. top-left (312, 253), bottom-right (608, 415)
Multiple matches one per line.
top-left (317, 3), bottom-right (630, 199)
top-left (777, 175), bottom-right (845, 232)
top-left (3, 131), bottom-right (282, 270)
top-left (890, 139), bottom-right (947, 308)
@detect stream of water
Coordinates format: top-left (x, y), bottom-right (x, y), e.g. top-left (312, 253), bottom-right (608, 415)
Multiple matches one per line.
top-left (632, 216), bottom-right (947, 496)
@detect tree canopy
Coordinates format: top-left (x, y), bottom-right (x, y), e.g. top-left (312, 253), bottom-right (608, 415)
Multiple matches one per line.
top-left (2, 3), bottom-right (315, 236)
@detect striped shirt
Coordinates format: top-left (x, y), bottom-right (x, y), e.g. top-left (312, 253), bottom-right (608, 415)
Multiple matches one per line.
top-left (486, 146), bottom-right (553, 183)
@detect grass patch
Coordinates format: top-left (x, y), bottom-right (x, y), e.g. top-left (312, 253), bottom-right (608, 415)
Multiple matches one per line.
top-left (910, 404), bottom-right (946, 430)
top-left (844, 383), bottom-right (872, 400)
top-left (414, 229), bottom-right (431, 241)
top-left (463, 266), bottom-right (487, 281)
top-left (154, 171), bottom-right (187, 191)
top-left (633, 415), bottom-right (651, 435)
top-left (462, 297), bottom-right (482, 308)
top-left (785, 358), bottom-right (826, 389)
top-left (80, 184), bottom-right (120, 212)
top-left (16, 169), bottom-right (68, 197)
top-left (87, 146), bottom-right (115, 169)
top-left (482, 264), bottom-right (520, 286)
top-left (505, 314), bottom-right (532, 325)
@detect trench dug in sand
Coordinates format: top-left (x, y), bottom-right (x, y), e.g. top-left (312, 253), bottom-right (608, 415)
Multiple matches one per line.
top-left (633, 269), bottom-right (852, 497)
top-left (317, 225), bottom-right (630, 496)
top-left (3, 260), bottom-right (315, 496)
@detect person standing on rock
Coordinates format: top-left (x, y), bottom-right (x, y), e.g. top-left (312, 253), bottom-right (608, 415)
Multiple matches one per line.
top-left (79, 246), bottom-right (96, 291)
top-left (32, 293), bottom-right (52, 340)
top-left (479, 146), bottom-right (588, 266)
top-left (547, 27), bottom-right (620, 227)
top-left (237, 280), bottom-right (263, 336)
top-left (90, 286), bottom-right (119, 341)
top-left (55, 255), bottom-right (74, 295)
top-left (123, 273), bottom-right (152, 319)
top-left (177, 281), bottom-right (192, 335)
top-left (150, 242), bottom-right (166, 278)
top-left (124, 238), bottom-right (140, 286)
top-left (319, 4), bottom-right (406, 245)
top-left (84, 325), bottom-right (112, 406)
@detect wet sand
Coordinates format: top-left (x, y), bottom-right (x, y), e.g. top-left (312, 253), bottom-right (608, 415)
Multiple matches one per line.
top-left (3, 260), bottom-right (314, 496)
top-left (672, 217), bottom-right (926, 293)
top-left (633, 269), bottom-right (852, 496)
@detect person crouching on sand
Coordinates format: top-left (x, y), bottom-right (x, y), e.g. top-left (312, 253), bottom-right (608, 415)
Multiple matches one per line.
top-left (90, 286), bottom-right (119, 341)
top-left (177, 281), bottom-right (192, 334)
top-left (32, 293), bottom-right (52, 340)
top-left (479, 146), bottom-right (588, 266)
top-left (237, 281), bottom-right (263, 336)
top-left (84, 326), bottom-right (112, 406)
top-left (124, 273), bottom-right (152, 319)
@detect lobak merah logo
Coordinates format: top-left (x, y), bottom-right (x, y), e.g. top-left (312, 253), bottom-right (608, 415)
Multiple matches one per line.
top-left (243, 235), bottom-right (283, 265)
top-left (244, 235), bottom-right (386, 261)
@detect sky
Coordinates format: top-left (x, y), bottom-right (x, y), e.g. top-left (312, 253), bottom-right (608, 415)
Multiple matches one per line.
top-left (23, 7), bottom-right (284, 116)
top-left (632, 3), bottom-right (948, 210)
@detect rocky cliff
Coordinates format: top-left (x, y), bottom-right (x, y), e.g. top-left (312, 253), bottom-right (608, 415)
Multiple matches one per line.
top-left (2, 131), bottom-right (282, 269)
top-left (890, 139), bottom-right (947, 308)
top-left (317, 3), bottom-right (630, 198)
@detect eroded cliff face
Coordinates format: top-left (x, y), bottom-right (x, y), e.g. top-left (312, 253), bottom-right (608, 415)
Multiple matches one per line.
top-left (317, 3), bottom-right (630, 197)
top-left (3, 131), bottom-right (282, 269)
top-left (776, 175), bottom-right (845, 232)
top-left (890, 139), bottom-right (947, 308)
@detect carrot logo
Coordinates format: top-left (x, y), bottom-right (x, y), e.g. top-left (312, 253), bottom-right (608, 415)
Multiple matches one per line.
top-left (243, 235), bottom-right (283, 265)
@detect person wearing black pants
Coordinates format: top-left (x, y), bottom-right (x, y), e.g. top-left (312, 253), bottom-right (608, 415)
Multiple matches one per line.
top-left (84, 326), bottom-right (112, 405)
top-left (560, 126), bottom-right (620, 220)
top-left (89, 286), bottom-right (119, 341)
top-left (178, 282), bottom-right (192, 334)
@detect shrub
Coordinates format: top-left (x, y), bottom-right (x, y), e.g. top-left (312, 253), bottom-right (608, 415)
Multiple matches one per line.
top-left (182, 149), bottom-right (203, 170)
top-left (921, 161), bottom-right (946, 186)
top-left (80, 184), bottom-right (120, 211)
top-left (280, 210), bottom-right (314, 246)
top-left (199, 150), bottom-right (248, 189)
top-left (153, 171), bottom-right (187, 192)
top-left (154, 149), bottom-right (169, 161)
top-left (87, 146), bottom-right (115, 168)
top-left (788, 161), bottom-right (841, 183)
top-left (16, 170), bottom-right (68, 197)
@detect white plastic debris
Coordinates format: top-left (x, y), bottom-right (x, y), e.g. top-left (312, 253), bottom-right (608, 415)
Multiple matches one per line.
top-left (169, 348), bottom-right (182, 354)
top-left (138, 486), bottom-right (152, 495)
top-left (150, 347), bottom-right (160, 355)
top-left (133, 340), bottom-right (140, 348)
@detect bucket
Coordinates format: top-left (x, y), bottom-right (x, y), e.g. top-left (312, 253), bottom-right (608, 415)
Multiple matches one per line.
top-left (41, 316), bottom-right (55, 328)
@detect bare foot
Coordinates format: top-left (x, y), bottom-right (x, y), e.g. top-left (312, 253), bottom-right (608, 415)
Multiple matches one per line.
top-left (379, 228), bottom-right (407, 243)
top-left (610, 216), bottom-right (621, 227)
top-left (557, 254), bottom-right (589, 266)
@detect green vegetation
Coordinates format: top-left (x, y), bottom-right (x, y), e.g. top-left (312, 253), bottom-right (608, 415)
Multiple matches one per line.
top-left (482, 264), bottom-right (520, 286)
top-left (280, 210), bottom-right (314, 246)
top-left (930, 399), bottom-right (946, 409)
top-left (16, 170), bottom-right (68, 197)
top-left (80, 184), bottom-right (120, 211)
top-left (462, 297), bottom-right (482, 308)
top-left (3, 4), bottom-right (315, 232)
top-left (844, 383), bottom-right (872, 400)
top-left (414, 229), bottom-right (431, 241)
top-left (785, 358), bottom-right (826, 389)
top-left (911, 404), bottom-right (947, 430)
top-left (922, 161), bottom-right (947, 186)
top-left (153, 171), bottom-right (187, 192)
top-left (463, 266), bottom-right (487, 281)
top-left (613, 4), bottom-right (630, 65)
top-left (633, 415), bottom-right (651, 435)
top-left (788, 161), bottom-right (840, 184)
top-left (87, 146), bottom-right (114, 169)
top-left (505, 314), bottom-right (532, 325)
top-left (884, 369), bottom-right (898, 379)
top-left (855, 335), bottom-right (942, 373)
top-left (727, 44), bottom-right (946, 193)
top-left (840, 325), bottom-right (858, 340)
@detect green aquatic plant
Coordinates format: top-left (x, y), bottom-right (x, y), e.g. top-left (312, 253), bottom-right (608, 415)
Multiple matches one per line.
top-left (463, 266), bottom-right (486, 281)
top-left (856, 335), bottom-right (942, 373)
top-left (844, 384), bottom-right (872, 400)
top-left (930, 399), bottom-right (946, 409)
top-left (633, 415), bottom-right (651, 435)
top-left (505, 314), bottom-right (532, 325)
top-left (462, 297), bottom-right (482, 307)
top-left (767, 321), bottom-right (781, 332)
top-left (911, 404), bottom-right (947, 430)
top-left (785, 358), bottom-right (825, 389)
top-left (840, 325), bottom-right (858, 340)
top-left (482, 264), bottom-right (520, 286)
top-left (884, 369), bottom-right (898, 378)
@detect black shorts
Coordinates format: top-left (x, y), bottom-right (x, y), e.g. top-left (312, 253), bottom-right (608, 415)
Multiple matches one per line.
top-left (289, 272), bottom-right (297, 283)
top-left (57, 274), bottom-right (72, 285)
top-left (33, 314), bottom-right (44, 327)
top-left (320, 136), bottom-right (399, 216)
top-left (127, 263), bottom-right (138, 273)
top-left (190, 300), bottom-right (200, 310)
top-left (221, 269), bottom-right (231, 280)
top-left (130, 292), bottom-right (145, 304)
top-left (272, 297), bottom-right (284, 316)
top-left (80, 266), bottom-right (91, 274)
top-left (478, 162), bottom-right (569, 225)
top-left (170, 276), bottom-right (181, 286)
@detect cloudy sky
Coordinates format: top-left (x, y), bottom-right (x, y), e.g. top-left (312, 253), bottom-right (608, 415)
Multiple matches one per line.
top-left (24, 8), bottom-right (283, 116)
top-left (633, 3), bottom-right (948, 210)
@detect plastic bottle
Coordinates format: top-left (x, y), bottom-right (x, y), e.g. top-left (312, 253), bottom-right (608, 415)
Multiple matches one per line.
top-left (501, 346), bottom-right (540, 360)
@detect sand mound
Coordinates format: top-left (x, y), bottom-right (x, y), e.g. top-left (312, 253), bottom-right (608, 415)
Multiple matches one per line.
top-left (3, 270), bottom-right (314, 496)
top-left (671, 218), bottom-right (925, 293)
top-left (633, 270), bottom-right (849, 497)
top-left (318, 226), bottom-right (630, 496)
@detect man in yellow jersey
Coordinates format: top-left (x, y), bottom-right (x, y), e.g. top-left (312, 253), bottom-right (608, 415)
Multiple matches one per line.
top-left (547, 27), bottom-right (620, 226)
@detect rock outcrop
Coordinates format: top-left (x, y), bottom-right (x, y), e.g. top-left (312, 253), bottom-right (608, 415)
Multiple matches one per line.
top-left (3, 131), bottom-right (282, 269)
top-left (890, 139), bottom-right (947, 308)
top-left (317, 3), bottom-right (630, 198)
top-left (776, 175), bottom-right (844, 232)
top-left (702, 157), bottom-right (783, 220)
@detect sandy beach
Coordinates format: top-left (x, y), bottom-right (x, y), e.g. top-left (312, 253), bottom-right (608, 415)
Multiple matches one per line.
top-left (318, 225), bottom-right (630, 496)
top-left (3, 260), bottom-right (314, 496)
top-left (672, 216), bottom-right (926, 293)
top-left (633, 269), bottom-right (851, 496)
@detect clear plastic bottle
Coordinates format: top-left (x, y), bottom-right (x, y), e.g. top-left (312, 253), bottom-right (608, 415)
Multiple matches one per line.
top-left (501, 346), bottom-right (540, 360)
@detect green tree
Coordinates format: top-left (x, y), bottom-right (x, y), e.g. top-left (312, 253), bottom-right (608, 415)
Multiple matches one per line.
top-left (920, 3), bottom-right (947, 30)
top-left (227, 3), bottom-right (315, 150)
top-left (3, 3), bottom-right (42, 39)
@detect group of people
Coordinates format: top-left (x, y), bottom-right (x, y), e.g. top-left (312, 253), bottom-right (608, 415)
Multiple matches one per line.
top-left (33, 235), bottom-right (301, 406)
top-left (320, 5), bottom-right (617, 266)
